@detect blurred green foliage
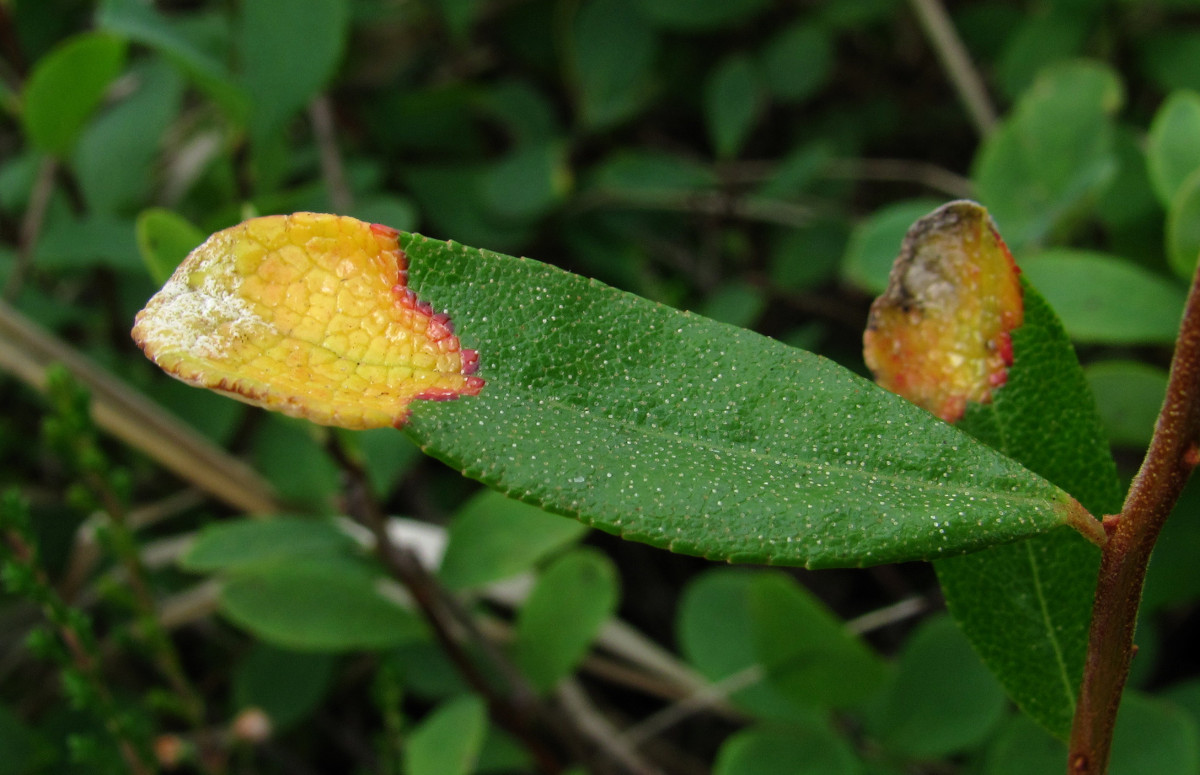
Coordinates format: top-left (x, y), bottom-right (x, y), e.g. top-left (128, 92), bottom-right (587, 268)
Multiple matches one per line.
top-left (4, 0), bottom-right (1200, 772)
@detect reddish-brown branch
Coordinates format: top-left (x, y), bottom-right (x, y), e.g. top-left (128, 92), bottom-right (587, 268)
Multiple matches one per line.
top-left (1068, 259), bottom-right (1200, 773)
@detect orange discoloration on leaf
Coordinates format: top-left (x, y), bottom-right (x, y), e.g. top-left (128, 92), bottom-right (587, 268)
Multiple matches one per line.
top-left (132, 212), bottom-right (483, 429)
top-left (863, 200), bottom-right (1023, 423)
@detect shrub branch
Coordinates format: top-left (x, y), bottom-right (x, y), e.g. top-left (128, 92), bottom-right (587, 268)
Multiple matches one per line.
top-left (1068, 259), bottom-right (1200, 773)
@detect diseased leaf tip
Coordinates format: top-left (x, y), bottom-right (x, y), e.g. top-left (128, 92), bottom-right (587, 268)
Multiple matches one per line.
top-left (132, 212), bottom-right (484, 430)
top-left (863, 200), bottom-right (1024, 422)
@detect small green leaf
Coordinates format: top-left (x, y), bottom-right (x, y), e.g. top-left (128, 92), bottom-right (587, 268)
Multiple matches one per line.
top-left (404, 696), bottom-right (488, 775)
top-left (973, 60), bottom-right (1123, 249)
top-left (982, 715), bottom-right (1067, 774)
top-left (97, 0), bottom-right (250, 119)
top-left (180, 515), bottom-right (358, 573)
top-left (760, 23), bottom-right (833, 104)
top-left (220, 559), bottom-right (426, 651)
top-left (867, 615), bottom-right (1006, 758)
top-left (480, 142), bottom-right (571, 221)
top-left (232, 644), bottom-right (335, 730)
top-left (252, 416), bottom-right (341, 507)
top-left (749, 573), bottom-right (887, 709)
top-left (1085, 361), bottom-right (1169, 448)
top-left (1109, 693), bottom-right (1200, 775)
top-left (439, 490), bottom-right (589, 590)
top-left (936, 285), bottom-right (1122, 739)
top-left (399, 232), bottom-right (1095, 569)
top-left (676, 570), bottom-right (817, 722)
top-left (1167, 167), bottom-right (1200, 278)
top-left (236, 0), bottom-right (348, 142)
top-left (512, 549), bottom-right (619, 692)
top-left (75, 61), bottom-right (184, 215)
top-left (714, 726), bottom-right (862, 775)
top-left (571, 0), bottom-right (657, 130)
top-left (1020, 250), bottom-right (1187, 344)
top-left (136, 208), bottom-right (207, 285)
top-left (1147, 90), bottom-right (1200, 206)
top-left (699, 281), bottom-right (765, 329)
top-left (21, 32), bottom-right (127, 156)
top-left (705, 55), bottom-right (764, 159)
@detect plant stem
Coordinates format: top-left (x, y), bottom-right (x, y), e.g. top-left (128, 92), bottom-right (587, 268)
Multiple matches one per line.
top-left (907, 0), bottom-right (998, 136)
top-left (1068, 260), bottom-right (1200, 774)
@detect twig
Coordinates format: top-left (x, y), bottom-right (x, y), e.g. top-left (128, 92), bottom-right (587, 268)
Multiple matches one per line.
top-left (556, 679), bottom-right (665, 775)
top-left (907, 0), bottom-right (998, 136)
top-left (308, 95), bottom-right (354, 213)
top-left (0, 298), bottom-right (278, 514)
top-left (326, 439), bottom-right (566, 774)
top-left (6, 156), bottom-right (57, 300)
top-left (1068, 259), bottom-right (1200, 773)
top-left (822, 158), bottom-right (975, 198)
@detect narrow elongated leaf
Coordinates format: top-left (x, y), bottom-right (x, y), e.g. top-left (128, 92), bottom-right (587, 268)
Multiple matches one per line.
top-left (134, 213), bottom-right (1099, 569)
top-left (396, 230), bottom-right (1098, 567)
top-left (220, 559), bottom-right (427, 651)
top-left (936, 286), bottom-right (1122, 739)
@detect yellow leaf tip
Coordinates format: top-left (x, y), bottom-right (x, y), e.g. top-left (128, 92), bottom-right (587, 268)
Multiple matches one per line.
top-left (133, 212), bottom-right (484, 430)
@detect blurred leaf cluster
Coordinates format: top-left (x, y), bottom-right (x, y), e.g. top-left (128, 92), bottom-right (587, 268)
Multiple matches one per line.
top-left (4, 0), bottom-right (1200, 773)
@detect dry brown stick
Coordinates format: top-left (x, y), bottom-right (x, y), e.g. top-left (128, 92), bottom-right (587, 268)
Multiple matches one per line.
top-left (1067, 258), bottom-right (1200, 774)
top-left (908, 0), bottom-right (998, 136)
top-left (0, 299), bottom-right (278, 514)
top-left (308, 95), bottom-right (354, 214)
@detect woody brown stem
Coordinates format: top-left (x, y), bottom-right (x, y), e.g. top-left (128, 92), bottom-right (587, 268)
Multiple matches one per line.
top-left (1067, 258), bottom-right (1200, 773)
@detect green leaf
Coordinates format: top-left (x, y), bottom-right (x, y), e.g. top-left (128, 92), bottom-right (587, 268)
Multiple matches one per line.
top-left (512, 548), bottom-right (619, 692)
top-left (982, 715), bottom-right (1068, 774)
top-left (220, 559), bottom-right (426, 651)
top-left (1020, 250), bottom-right (1187, 344)
top-left (136, 208), bottom-right (207, 285)
top-left (935, 284), bottom-right (1122, 739)
top-left (232, 644), bottom-right (335, 730)
top-left (676, 569), bottom-right (818, 722)
top-left (404, 696), bottom-right (489, 775)
top-left (571, 0), bottom-right (657, 130)
top-left (180, 515), bottom-right (359, 573)
top-left (1167, 167), bottom-right (1200, 278)
top-left (439, 489), bottom-right (589, 590)
top-left (866, 615), bottom-right (1006, 758)
top-left (1147, 90), bottom-right (1200, 207)
top-left (20, 32), bottom-right (127, 157)
top-left (97, 0), bottom-right (250, 119)
top-left (973, 60), bottom-right (1123, 249)
top-left (639, 0), bottom-right (773, 30)
top-left (985, 694), bottom-right (1200, 775)
top-left (236, 0), bottom-right (349, 143)
top-left (74, 61), bottom-right (184, 214)
top-left (1109, 693), bottom-right (1200, 775)
top-left (760, 23), bottom-right (834, 104)
top-left (480, 142), bottom-right (571, 221)
top-left (749, 573), bottom-right (887, 709)
top-left (699, 281), bottom-right (766, 329)
top-left (252, 416), bottom-right (341, 507)
top-left (706, 55), bottom-right (764, 158)
top-left (398, 232), bottom-right (1095, 569)
top-left (714, 726), bottom-right (863, 775)
top-left (841, 199), bottom-right (943, 295)
top-left (1085, 361), bottom-right (1169, 448)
